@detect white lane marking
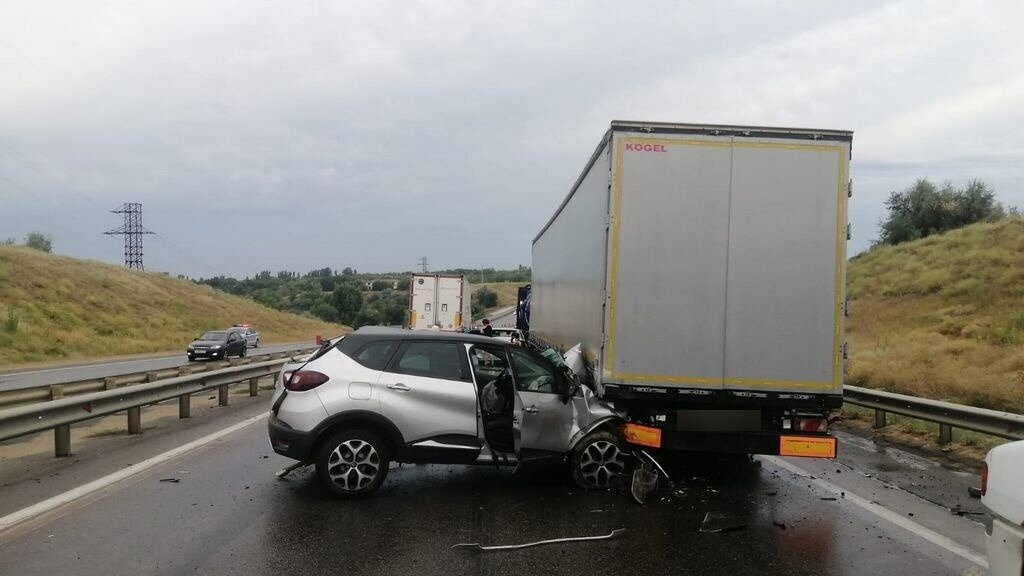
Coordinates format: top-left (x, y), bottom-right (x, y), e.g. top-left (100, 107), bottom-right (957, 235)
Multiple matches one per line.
top-left (0, 413), bottom-right (269, 533)
top-left (763, 456), bottom-right (988, 569)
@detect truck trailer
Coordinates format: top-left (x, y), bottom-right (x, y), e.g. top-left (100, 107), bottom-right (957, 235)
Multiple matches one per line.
top-left (531, 121), bottom-right (852, 459)
top-left (408, 273), bottom-right (472, 331)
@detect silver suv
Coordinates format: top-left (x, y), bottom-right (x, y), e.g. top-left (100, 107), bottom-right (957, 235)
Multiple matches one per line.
top-left (267, 327), bottom-right (628, 498)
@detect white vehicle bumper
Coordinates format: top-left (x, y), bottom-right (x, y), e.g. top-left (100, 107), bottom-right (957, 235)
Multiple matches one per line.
top-left (987, 516), bottom-right (1024, 576)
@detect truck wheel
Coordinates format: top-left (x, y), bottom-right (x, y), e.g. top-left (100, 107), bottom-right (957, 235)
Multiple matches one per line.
top-left (570, 430), bottom-right (630, 489)
top-left (316, 429), bottom-right (390, 498)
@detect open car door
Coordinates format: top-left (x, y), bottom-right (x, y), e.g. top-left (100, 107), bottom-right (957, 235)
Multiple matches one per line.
top-left (510, 347), bottom-right (574, 462)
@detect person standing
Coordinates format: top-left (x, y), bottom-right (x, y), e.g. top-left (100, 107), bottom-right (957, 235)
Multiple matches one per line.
top-left (481, 318), bottom-right (494, 337)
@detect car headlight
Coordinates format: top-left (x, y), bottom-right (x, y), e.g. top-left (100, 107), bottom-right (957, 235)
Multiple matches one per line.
top-left (187, 345), bottom-right (194, 351)
top-left (211, 345), bottom-right (222, 350)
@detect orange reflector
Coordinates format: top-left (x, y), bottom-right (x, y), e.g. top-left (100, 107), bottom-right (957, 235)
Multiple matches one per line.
top-left (779, 435), bottom-right (836, 458)
top-left (623, 423), bottom-right (662, 448)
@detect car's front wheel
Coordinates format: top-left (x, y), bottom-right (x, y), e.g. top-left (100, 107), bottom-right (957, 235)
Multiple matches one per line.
top-left (239, 346), bottom-right (247, 358)
top-left (316, 429), bottom-right (390, 498)
top-left (569, 429), bottom-right (630, 489)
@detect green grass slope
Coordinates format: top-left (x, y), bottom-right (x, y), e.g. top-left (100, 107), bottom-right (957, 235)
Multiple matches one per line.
top-left (0, 246), bottom-right (346, 365)
top-left (847, 218), bottom-right (1024, 413)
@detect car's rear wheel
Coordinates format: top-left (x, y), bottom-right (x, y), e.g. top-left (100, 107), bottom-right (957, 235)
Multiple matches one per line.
top-left (570, 430), bottom-right (630, 489)
top-left (254, 338), bottom-right (260, 348)
top-left (316, 429), bottom-right (390, 498)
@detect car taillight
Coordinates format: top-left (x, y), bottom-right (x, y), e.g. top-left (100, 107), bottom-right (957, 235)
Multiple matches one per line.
top-left (285, 370), bottom-right (329, 391)
top-left (981, 462), bottom-right (988, 496)
top-left (793, 417), bottom-right (828, 433)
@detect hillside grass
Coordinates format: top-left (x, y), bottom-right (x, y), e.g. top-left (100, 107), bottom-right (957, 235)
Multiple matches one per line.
top-left (847, 218), bottom-right (1024, 414)
top-left (0, 246), bottom-right (346, 365)
top-left (473, 282), bottom-right (521, 310)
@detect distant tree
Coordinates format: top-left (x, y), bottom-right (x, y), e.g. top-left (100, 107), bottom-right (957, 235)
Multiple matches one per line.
top-left (878, 178), bottom-right (1006, 246)
top-left (475, 287), bottom-right (498, 308)
top-left (341, 267), bottom-right (358, 277)
top-left (330, 282), bottom-right (363, 326)
top-left (2, 238), bottom-right (14, 245)
top-left (25, 232), bottom-right (52, 253)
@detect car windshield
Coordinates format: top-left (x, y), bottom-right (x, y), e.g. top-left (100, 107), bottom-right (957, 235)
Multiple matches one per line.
top-left (199, 331), bottom-right (228, 340)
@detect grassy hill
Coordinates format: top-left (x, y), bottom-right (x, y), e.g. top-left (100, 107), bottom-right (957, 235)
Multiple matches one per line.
top-left (473, 282), bottom-right (522, 311)
top-left (0, 246), bottom-right (346, 365)
top-left (847, 218), bottom-right (1024, 414)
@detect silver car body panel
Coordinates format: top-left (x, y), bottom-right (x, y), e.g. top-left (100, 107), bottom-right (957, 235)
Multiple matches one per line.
top-left (377, 369), bottom-right (479, 443)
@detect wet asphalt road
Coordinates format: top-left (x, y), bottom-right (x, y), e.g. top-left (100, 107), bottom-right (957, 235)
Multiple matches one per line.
top-left (0, 342), bottom-right (314, 392)
top-left (0, 407), bottom-right (986, 576)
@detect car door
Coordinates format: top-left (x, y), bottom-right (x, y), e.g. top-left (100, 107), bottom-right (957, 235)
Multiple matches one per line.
top-left (227, 332), bottom-right (243, 355)
top-left (509, 347), bottom-right (574, 461)
top-left (377, 340), bottom-right (481, 463)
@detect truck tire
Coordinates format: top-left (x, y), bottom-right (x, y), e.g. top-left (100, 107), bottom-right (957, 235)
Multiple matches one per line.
top-left (570, 430), bottom-right (630, 489)
top-left (316, 429), bottom-right (390, 498)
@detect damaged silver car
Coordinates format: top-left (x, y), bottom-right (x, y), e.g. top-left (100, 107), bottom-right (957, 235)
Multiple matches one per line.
top-left (268, 327), bottom-right (629, 498)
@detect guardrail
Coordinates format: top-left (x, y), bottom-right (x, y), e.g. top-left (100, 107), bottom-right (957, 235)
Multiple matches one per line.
top-left (844, 385), bottom-right (1024, 443)
top-left (0, 349), bottom-right (316, 457)
top-left (0, 348), bottom-right (315, 410)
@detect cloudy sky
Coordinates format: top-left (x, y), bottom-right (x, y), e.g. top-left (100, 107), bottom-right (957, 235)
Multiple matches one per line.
top-left (2, 1), bottom-right (1022, 279)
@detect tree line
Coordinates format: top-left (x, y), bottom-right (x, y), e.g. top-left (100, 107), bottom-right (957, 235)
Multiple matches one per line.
top-left (198, 267), bottom-right (530, 328)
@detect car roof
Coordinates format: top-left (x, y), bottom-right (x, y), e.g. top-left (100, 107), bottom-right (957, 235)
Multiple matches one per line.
top-left (349, 326), bottom-right (500, 345)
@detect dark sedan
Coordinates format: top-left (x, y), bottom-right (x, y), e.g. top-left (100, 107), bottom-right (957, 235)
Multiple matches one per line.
top-left (187, 330), bottom-right (248, 361)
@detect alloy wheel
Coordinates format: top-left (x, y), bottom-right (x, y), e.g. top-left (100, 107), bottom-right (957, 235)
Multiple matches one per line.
top-left (578, 439), bottom-right (627, 488)
top-left (327, 439), bottom-right (381, 492)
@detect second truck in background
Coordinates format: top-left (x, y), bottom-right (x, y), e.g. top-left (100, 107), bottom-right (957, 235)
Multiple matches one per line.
top-left (530, 120), bottom-right (853, 460)
top-left (408, 273), bottom-right (473, 331)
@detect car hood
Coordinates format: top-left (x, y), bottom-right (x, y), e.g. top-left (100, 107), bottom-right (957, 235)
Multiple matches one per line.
top-left (191, 339), bottom-right (228, 347)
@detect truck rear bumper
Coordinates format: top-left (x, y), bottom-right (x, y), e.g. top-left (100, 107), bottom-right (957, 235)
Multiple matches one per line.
top-left (623, 424), bottom-right (837, 458)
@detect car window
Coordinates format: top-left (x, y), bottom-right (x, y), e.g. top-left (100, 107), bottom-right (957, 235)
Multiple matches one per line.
top-left (509, 347), bottom-right (565, 394)
top-left (390, 341), bottom-right (466, 381)
top-left (468, 345), bottom-right (508, 384)
top-left (352, 340), bottom-right (399, 370)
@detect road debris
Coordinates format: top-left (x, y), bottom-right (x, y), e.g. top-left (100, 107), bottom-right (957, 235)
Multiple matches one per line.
top-left (772, 521), bottom-right (787, 530)
top-left (630, 462), bottom-right (659, 504)
top-left (820, 497), bottom-right (837, 501)
top-left (158, 478), bottom-right (180, 483)
top-left (699, 512), bottom-right (748, 533)
top-left (451, 528), bottom-right (626, 551)
top-left (275, 462), bottom-right (308, 479)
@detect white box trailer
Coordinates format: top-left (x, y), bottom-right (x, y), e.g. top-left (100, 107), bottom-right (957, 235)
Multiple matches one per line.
top-left (408, 274), bottom-right (472, 331)
top-left (531, 121), bottom-right (852, 458)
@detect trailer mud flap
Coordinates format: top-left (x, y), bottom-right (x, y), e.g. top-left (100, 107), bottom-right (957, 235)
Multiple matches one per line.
top-left (779, 435), bottom-right (836, 458)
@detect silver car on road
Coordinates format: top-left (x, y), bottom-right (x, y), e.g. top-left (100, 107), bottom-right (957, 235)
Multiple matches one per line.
top-left (267, 327), bottom-right (627, 498)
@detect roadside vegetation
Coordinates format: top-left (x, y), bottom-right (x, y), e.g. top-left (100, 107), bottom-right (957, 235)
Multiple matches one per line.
top-left (199, 267), bottom-right (530, 327)
top-left (0, 246), bottom-right (344, 365)
top-left (847, 217), bottom-right (1024, 415)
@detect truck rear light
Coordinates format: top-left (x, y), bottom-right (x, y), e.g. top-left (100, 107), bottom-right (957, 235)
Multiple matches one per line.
top-left (285, 370), bottom-right (330, 391)
top-left (981, 462), bottom-right (988, 496)
top-left (793, 417), bottom-right (827, 433)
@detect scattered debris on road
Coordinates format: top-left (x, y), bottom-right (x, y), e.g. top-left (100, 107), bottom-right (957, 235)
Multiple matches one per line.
top-left (275, 461), bottom-right (308, 478)
top-left (158, 478), bottom-right (180, 483)
top-left (451, 528), bottom-right (626, 551)
top-left (699, 512), bottom-right (748, 533)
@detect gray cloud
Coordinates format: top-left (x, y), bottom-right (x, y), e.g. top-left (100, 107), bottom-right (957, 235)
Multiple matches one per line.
top-left (2, 0), bottom-right (1022, 276)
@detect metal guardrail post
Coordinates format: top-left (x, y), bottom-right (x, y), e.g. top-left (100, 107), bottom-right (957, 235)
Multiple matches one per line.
top-left (179, 394), bottom-right (191, 419)
top-left (939, 423), bottom-right (953, 445)
top-left (103, 377), bottom-right (117, 390)
top-left (249, 377), bottom-right (259, 397)
top-left (146, 371), bottom-right (159, 382)
top-left (51, 385), bottom-right (71, 457)
top-left (218, 385), bottom-right (229, 406)
top-left (874, 409), bottom-right (887, 428)
top-left (128, 406), bottom-right (142, 434)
